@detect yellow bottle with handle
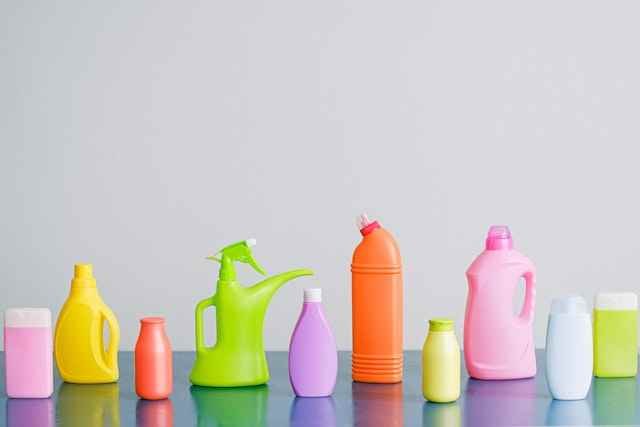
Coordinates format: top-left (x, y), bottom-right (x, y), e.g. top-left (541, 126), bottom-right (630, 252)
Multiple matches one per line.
top-left (55, 264), bottom-right (120, 383)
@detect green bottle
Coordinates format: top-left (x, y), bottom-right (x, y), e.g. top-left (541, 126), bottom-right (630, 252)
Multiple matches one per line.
top-left (593, 292), bottom-right (638, 378)
top-left (189, 239), bottom-right (313, 387)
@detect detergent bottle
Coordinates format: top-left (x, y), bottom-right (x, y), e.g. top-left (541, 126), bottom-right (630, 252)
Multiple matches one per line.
top-left (190, 239), bottom-right (313, 387)
top-left (464, 225), bottom-right (536, 380)
top-left (55, 264), bottom-right (120, 383)
top-left (351, 213), bottom-right (403, 383)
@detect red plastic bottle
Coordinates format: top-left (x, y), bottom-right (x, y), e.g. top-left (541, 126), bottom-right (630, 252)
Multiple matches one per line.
top-left (351, 213), bottom-right (403, 383)
top-left (135, 317), bottom-right (173, 400)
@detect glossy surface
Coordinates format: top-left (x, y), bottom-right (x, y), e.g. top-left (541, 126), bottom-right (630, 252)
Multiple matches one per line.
top-left (1, 350), bottom-right (640, 426)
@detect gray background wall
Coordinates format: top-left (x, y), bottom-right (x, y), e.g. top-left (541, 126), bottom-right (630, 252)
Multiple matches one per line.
top-left (2, 0), bottom-right (640, 351)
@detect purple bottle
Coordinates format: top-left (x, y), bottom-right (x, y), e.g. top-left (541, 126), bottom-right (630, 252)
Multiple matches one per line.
top-left (288, 288), bottom-right (337, 397)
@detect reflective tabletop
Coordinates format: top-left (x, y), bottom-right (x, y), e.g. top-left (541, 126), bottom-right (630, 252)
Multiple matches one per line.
top-left (1, 350), bottom-right (638, 426)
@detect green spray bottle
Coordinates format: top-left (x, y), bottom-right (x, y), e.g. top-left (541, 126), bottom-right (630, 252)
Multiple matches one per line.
top-left (189, 239), bottom-right (313, 387)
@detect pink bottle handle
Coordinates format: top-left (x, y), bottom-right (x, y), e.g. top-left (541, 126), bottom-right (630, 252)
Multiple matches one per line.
top-left (520, 271), bottom-right (536, 324)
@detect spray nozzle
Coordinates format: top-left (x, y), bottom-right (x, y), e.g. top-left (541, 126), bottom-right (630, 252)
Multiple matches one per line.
top-left (207, 238), bottom-right (267, 280)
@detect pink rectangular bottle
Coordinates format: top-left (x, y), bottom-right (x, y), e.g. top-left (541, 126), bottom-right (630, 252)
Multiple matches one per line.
top-left (4, 308), bottom-right (53, 398)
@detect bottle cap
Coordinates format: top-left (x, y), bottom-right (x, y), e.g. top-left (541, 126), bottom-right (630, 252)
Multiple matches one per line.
top-left (74, 263), bottom-right (93, 278)
top-left (429, 318), bottom-right (454, 332)
top-left (304, 288), bottom-right (322, 302)
top-left (71, 263), bottom-right (97, 288)
top-left (357, 213), bottom-right (381, 236)
top-left (4, 308), bottom-right (51, 328)
top-left (485, 225), bottom-right (513, 250)
top-left (551, 296), bottom-right (588, 315)
top-left (595, 292), bottom-right (638, 310)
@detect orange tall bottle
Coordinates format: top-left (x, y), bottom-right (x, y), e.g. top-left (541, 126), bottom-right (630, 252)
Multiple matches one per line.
top-left (351, 213), bottom-right (403, 383)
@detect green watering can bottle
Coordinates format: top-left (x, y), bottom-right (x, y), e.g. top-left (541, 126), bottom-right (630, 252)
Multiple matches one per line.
top-left (189, 239), bottom-right (313, 387)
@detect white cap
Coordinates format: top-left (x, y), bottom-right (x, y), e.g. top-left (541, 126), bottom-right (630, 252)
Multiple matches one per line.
top-left (551, 296), bottom-right (588, 315)
top-left (304, 288), bottom-right (322, 303)
top-left (4, 308), bottom-right (52, 328)
top-left (595, 292), bottom-right (638, 310)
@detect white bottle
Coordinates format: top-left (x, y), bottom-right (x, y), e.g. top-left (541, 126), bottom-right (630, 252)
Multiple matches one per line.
top-left (545, 296), bottom-right (593, 400)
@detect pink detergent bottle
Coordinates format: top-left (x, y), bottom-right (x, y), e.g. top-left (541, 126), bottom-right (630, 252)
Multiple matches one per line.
top-left (464, 225), bottom-right (536, 380)
top-left (288, 288), bottom-right (337, 397)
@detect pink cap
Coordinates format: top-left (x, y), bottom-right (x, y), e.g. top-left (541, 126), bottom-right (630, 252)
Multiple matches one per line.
top-left (485, 225), bottom-right (513, 250)
top-left (357, 213), bottom-right (381, 236)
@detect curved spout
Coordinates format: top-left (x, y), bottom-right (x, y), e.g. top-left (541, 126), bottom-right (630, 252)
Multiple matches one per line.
top-left (249, 268), bottom-right (314, 303)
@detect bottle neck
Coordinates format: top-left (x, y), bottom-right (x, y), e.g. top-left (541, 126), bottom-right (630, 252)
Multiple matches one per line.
top-left (301, 301), bottom-right (323, 314)
top-left (140, 318), bottom-right (165, 334)
top-left (140, 322), bottom-right (165, 334)
top-left (485, 237), bottom-right (513, 250)
top-left (360, 221), bottom-right (381, 236)
top-left (219, 256), bottom-right (236, 281)
top-left (69, 285), bottom-right (98, 298)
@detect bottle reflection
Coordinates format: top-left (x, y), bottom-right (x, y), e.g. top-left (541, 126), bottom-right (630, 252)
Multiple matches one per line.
top-left (422, 401), bottom-right (460, 427)
top-left (464, 378), bottom-right (537, 427)
top-left (136, 398), bottom-right (173, 427)
top-left (56, 383), bottom-right (120, 427)
top-left (290, 396), bottom-right (336, 427)
top-left (352, 382), bottom-right (403, 427)
top-left (592, 377), bottom-right (637, 425)
top-left (545, 399), bottom-right (592, 425)
top-left (6, 398), bottom-right (54, 427)
top-left (190, 384), bottom-right (268, 427)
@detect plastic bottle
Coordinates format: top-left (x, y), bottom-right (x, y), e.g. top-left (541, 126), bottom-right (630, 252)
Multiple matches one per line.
top-left (288, 288), bottom-right (337, 397)
top-left (422, 319), bottom-right (460, 403)
top-left (190, 239), bottom-right (313, 387)
top-left (4, 308), bottom-right (53, 398)
top-left (351, 213), bottom-right (403, 383)
top-left (593, 292), bottom-right (638, 377)
top-left (54, 264), bottom-right (120, 383)
top-left (135, 317), bottom-right (173, 400)
top-left (464, 225), bottom-right (536, 380)
top-left (545, 296), bottom-right (592, 400)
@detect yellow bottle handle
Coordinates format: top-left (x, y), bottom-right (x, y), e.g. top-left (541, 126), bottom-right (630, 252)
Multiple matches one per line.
top-left (100, 307), bottom-right (120, 373)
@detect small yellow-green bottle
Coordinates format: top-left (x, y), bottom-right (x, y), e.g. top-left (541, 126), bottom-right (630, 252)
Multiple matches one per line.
top-left (422, 319), bottom-right (460, 403)
top-left (594, 292), bottom-right (638, 378)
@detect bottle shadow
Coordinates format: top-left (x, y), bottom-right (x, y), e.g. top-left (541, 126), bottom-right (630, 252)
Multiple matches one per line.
top-left (352, 382), bottom-right (403, 427)
top-left (289, 396), bottom-right (336, 427)
top-left (190, 384), bottom-right (268, 427)
top-left (56, 382), bottom-right (120, 427)
top-left (422, 401), bottom-right (460, 427)
top-left (136, 398), bottom-right (173, 427)
top-left (6, 397), bottom-right (54, 427)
